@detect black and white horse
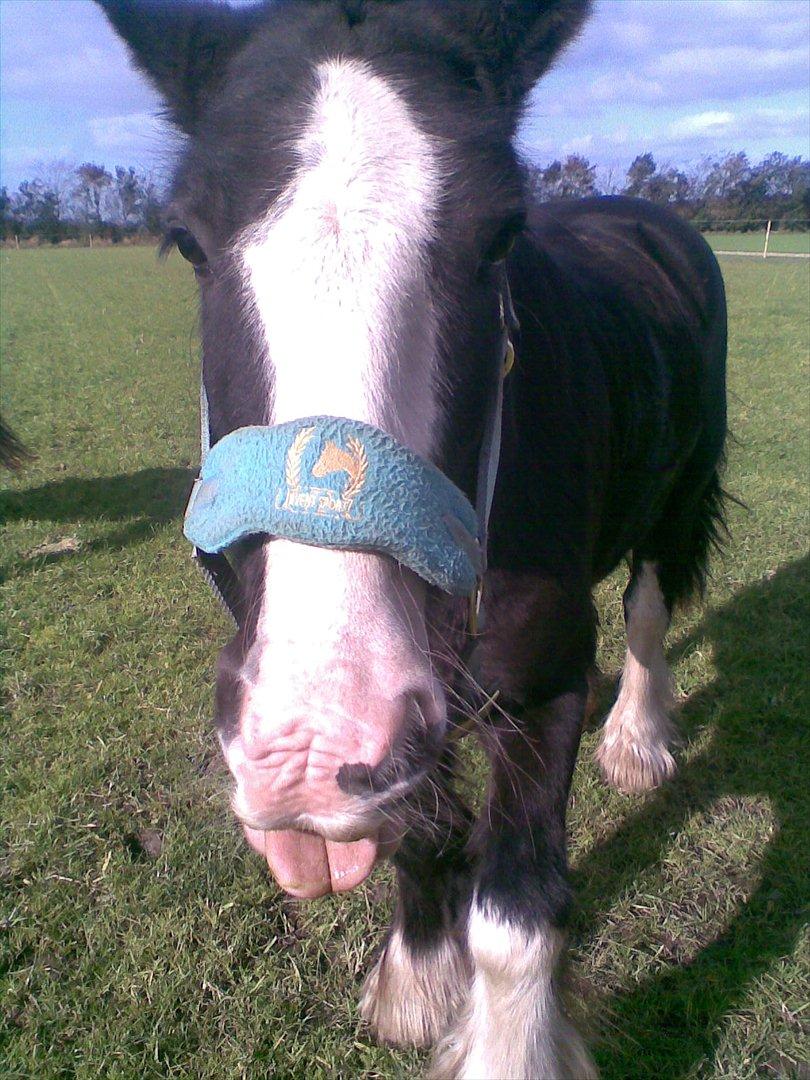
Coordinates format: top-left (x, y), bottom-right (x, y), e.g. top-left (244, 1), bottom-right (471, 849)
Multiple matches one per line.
top-left (99, 2), bottom-right (727, 1076)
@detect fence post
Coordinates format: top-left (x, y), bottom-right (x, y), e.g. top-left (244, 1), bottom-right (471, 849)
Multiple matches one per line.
top-left (763, 219), bottom-right (772, 259)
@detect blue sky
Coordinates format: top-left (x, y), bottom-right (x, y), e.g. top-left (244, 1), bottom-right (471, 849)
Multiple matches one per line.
top-left (1, 0), bottom-right (808, 191)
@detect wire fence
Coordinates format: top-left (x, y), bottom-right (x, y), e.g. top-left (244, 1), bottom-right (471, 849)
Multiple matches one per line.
top-left (701, 219), bottom-right (810, 259)
top-left (698, 218), bottom-right (810, 230)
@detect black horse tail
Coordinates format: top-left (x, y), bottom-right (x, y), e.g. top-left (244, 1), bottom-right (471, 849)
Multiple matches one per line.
top-left (0, 418), bottom-right (32, 469)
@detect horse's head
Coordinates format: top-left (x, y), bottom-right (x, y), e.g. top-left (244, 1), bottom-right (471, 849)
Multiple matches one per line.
top-left (100, 0), bottom-right (589, 896)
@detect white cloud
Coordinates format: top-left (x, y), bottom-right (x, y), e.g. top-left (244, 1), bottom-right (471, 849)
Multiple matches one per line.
top-left (668, 106), bottom-right (809, 147)
top-left (562, 133), bottom-right (595, 156)
top-left (669, 112), bottom-right (736, 139)
top-left (609, 126), bottom-right (631, 147)
top-left (742, 106), bottom-right (810, 143)
top-left (1, 0), bottom-right (808, 190)
top-left (3, 46), bottom-right (110, 94)
top-left (654, 45), bottom-right (806, 81)
top-left (89, 112), bottom-right (167, 151)
top-left (520, 0), bottom-right (810, 169)
top-left (611, 19), bottom-right (653, 51)
top-left (590, 72), bottom-right (664, 105)
top-left (665, 105), bottom-right (810, 154)
top-left (1, 143), bottom-right (72, 168)
top-left (581, 43), bottom-right (809, 108)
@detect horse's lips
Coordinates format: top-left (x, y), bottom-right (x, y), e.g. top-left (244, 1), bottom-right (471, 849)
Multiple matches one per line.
top-left (243, 826), bottom-right (379, 898)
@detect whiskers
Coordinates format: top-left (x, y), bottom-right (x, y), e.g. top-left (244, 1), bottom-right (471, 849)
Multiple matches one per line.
top-left (423, 614), bottom-right (550, 846)
top-left (370, 765), bottom-right (465, 855)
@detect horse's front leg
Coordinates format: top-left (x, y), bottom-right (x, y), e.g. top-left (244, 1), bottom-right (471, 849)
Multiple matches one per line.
top-left (431, 578), bottom-right (597, 1079)
top-left (360, 758), bottom-right (474, 1048)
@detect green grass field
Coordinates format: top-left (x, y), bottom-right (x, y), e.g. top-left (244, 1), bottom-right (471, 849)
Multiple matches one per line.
top-left (703, 232), bottom-right (810, 256)
top-left (2, 247), bottom-right (808, 1079)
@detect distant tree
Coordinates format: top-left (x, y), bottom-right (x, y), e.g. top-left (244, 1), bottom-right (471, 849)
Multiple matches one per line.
top-left (0, 187), bottom-right (13, 239)
top-left (36, 160), bottom-right (80, 223)
top-left (648, 167), bottom-right (691, 206)
top-left (140, 175), bottom-right (164, 234)
top-left (793, 162), bottom-right (810, 222)
top-left (532, 155), bottom-right (598, 201)
top-left (624, 153), bottom-right (691, 207)
top-left (559, 155), bottom-right (598, 198)
top-left (700, 152), bottom-right (761, 228)
top-left (702, 152), bottom-right (752, 203)
top-left (12, 179), bottom-right (63, 242)
top-left (114, 166), bottom-right (144, 226)
top-left (599, 166), bottom-right (624, 196)
top-left (531, 159), bottom-right (561, 201)
top-left (756, 152), bottom-right (799, 198)
top-left (73, 162), bottom-right (113, 226)
top-left (751, 153), bottom-right (810, 226)
top-left (625, 152), bottom-right (657, 198)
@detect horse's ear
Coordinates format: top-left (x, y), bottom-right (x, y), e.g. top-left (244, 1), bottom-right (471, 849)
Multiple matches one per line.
top-left (96, 0), bottom-right (266, 130)
top-left (446, 0), bottom-right (592, 113)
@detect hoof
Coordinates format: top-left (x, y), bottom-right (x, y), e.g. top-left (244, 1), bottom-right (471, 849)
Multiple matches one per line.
top-left (429, 1006), bottom-right (597, 1079)
top-left (596, 725), bottom-right (676, 793)
top-left (360, 928), bottom-right (470, 1049)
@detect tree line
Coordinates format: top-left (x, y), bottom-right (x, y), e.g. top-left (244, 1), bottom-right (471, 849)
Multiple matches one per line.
top-left (0, 162), bottom-right (162, 244)
top-left (529, 150), bottom-right (809, 230)
top-left (1, 151), bottom-right (808, 245)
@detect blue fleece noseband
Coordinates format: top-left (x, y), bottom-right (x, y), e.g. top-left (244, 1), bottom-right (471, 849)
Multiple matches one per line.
top-left (184, 415), bottom-right (482, 595)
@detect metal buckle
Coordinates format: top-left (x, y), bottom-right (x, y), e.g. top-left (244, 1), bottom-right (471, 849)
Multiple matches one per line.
top-left (468, 579), bottom-right (483, 635)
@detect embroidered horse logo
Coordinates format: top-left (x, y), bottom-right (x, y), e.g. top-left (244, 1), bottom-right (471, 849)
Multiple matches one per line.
top-left (312, 439), bottom-right (368, 499)
top-left (282, 427), bottom-right (368, 517)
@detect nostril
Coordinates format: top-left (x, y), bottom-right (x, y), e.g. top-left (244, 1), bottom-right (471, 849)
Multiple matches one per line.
top-left (336, 760), bottom-right (378, 796)
top-left (336, 695), bottom-right (443, 797)
top-left (411, 685), bottom-right (446, 734)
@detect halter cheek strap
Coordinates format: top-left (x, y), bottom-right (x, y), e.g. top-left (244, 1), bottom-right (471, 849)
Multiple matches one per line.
top-left (187, 271), bottom-right (517, 630)
top-left (469, 264), bottom-right (517, 632)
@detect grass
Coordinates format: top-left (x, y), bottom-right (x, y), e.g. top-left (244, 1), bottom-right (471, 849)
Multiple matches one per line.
top-left (2, 247), bottom-right (809, 1079)
top-left (703, 232), bottom-right (810, 255)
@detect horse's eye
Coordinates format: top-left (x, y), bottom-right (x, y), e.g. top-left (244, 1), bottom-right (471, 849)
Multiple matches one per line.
top-left (483, 213), bottom-right (526, 265)
top-left (163, 226), bottom-right (209, 271)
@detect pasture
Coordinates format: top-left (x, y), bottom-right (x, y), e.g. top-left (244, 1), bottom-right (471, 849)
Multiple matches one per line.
top-left (703, 232), bottom-right (810, 256)
top-left (1, 246), bottom-right (808, 1079)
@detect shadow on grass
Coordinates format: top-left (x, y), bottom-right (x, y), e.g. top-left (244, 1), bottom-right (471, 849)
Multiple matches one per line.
top-left (0, 468), bottom-right (195, 526)
top-left (0, 468), bottom-right (195, 578)
top-left (574, 555), bottom-right (809, 1079)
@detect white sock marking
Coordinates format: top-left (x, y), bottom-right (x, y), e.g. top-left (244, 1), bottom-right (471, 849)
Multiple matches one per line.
top-left (429, 901), bottom-right (595, 1078)
top-left (598, 560), bottom-right (676, 792)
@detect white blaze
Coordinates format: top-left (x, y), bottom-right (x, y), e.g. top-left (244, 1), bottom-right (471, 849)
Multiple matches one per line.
top-left (239, 58), bottom-right (441, 455)
top-left (230, 59), bottom-right (445, 792)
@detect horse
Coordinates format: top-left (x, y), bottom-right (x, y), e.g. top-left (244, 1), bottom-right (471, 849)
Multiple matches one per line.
top-left (98, 2), bottom-right (728, 1076)
top-left (0, 419), bottom-right (31, 470)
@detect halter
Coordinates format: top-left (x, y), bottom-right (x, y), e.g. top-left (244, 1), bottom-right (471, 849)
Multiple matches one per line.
top-left (184, 266), bottom-right (518, 634)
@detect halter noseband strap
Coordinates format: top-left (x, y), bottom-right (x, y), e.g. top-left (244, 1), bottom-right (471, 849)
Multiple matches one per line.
top-left (186, 270), bottom-right (517, 632)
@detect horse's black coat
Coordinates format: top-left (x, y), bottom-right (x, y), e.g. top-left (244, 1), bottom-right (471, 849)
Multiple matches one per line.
top-left (494, 195), bottom-right (727, 601)
top-left (0, 419), bottom-right (31, 470)
top-left (99, 2), bottom-right (727, 1073)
